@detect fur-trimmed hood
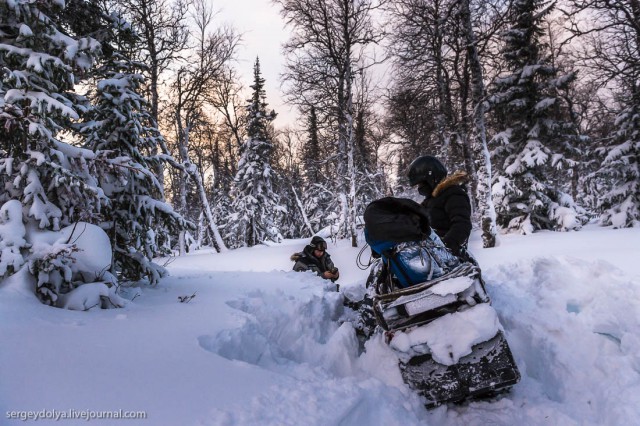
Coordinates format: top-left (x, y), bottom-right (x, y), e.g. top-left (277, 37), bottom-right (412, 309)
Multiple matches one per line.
top-left (432, 171), bottom-right (469, 197)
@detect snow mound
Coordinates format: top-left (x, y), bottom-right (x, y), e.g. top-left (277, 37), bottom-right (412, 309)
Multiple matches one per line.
top-left (29, 222), bottom-right (112, 278)
top-left (485, 256), bottom-right (640, 424)
top-left (198, 286), bottom-right (428, 425)
top-left (56, 282), bottom-right (126, 310)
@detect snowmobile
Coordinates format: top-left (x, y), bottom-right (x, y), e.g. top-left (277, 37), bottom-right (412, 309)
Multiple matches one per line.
top-left (362, 197), bottom-right (520, 408)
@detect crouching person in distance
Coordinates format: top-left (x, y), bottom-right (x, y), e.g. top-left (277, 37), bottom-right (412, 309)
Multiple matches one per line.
top-left (291, 236), bottom-right (340, 282)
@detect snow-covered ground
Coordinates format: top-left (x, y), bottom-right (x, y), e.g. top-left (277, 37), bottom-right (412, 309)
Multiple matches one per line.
top-left (1, 224), bottom-right (639, 425)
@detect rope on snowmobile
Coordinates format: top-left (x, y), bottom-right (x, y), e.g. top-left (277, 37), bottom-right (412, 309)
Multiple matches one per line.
top-left (356, 243), bottom-right (374, 270)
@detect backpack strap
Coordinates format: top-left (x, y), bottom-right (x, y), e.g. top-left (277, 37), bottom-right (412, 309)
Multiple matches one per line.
top-left (387, 249), bottom-right (414, 288)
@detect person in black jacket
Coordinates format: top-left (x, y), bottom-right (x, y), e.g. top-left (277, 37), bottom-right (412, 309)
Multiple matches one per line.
top-left (407, 155), bottom-right (472, 256)
top-left (291, 236), bottom-right (340, 281)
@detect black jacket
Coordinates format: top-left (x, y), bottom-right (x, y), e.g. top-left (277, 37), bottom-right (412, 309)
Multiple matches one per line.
top-left (291, 245), bottom-right (337, 277)
top-left (421, 171), bottom-right (472, 254)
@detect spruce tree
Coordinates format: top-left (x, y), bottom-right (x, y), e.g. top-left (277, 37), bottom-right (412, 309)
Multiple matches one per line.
top-left (593, 99), bottom-right (640, 227)
top-left (488, 0), bottom-right (586, 233)
top-left (275, 166), bottom-right (307, 238)
top-left (0, 0), bottom-right (104, 304)
top-left (301, 106), bottom-right (321, 184)
top-left (565, 0), bottom-right (640, 228)
top-left (79, 14), bottom-right (191, 284)
top-left (229, 58), bottom-right (282, 247)
top-left (299, 106), bottom-right (332, 233)
top-left (353, 104), bottom-right (384, 208)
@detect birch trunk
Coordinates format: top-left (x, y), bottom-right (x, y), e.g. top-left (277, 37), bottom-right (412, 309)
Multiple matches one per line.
top-left (345, 59), bottom-right (358, 247)
top-left (162, 123), bottom-right (228, 253)
top-left (176, 111), bottom-right (189, 256)
top-left (461, 0), bottom-right (497, 248)
top-left (186, 162), bottom-right (228, 252)
top-left (197, 211), bottom-right (206, 248)
top-left (337, 67), bottom-right (350, 240)
top-left (292, 185), bottom-right (315, 236)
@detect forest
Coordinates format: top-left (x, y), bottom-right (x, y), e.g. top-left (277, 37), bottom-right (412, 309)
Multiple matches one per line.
top-left (0, 0), bottom-right (638, 306)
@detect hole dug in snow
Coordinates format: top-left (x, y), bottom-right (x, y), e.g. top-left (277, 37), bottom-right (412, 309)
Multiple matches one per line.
top-left (198, 289), bottom-right (361, 377)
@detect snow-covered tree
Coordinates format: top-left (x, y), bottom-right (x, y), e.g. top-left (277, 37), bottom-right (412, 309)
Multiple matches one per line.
top-left (353, 77), bottom-right (386, 208)
top-left (593, 102), bottom-right (640, 227)
top-left (275, 0), bottom-right (384, 246)
top-left (79, 14), bottom-right (191, 284)
top-left (0, 0), bottom-right (105, 304)
top-left (458, 0), bottom-right (498, 248)
top-left (169, 0), bottom-right (236, 254)
top-left (297, 106), bottom-right (331, 233)
top-left (387, 0), bottom-right (459, 166)
top-left (270, 128), bottom-right (310, 238)
top-left (565, 0), bottom-right (640, 228)
top-left (0, 200), bottom-right (28, 279)
top-left (229, 58), bottom-right (282, 247)
top-left (487, 0), bottom-right (586, 233)
top-left (385, 0), bottom-right (506, 245)
top-left (113, 0), bottom-right (190, 124)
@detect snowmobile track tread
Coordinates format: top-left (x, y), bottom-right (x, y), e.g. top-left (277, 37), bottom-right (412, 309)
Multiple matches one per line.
top-left (400, 331), bottom-right (520, 408)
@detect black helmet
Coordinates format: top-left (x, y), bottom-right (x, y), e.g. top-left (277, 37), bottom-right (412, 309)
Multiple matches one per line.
top-left (407, 155), bottom-right (448, 188)
top-left (309, 236), bottom-right (327, 250)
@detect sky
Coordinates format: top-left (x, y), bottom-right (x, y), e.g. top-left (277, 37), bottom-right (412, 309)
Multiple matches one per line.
top-left (214, 0), bottom-right (299, 126)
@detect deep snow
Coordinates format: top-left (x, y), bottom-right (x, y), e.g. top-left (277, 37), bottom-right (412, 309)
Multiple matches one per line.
top-left (1, 224), bottom-right (639, 425)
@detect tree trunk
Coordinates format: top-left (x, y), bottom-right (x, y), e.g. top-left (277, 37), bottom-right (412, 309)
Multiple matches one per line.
top-left (434, 4), bottom-right (454, 161)
top-left (186, 163), bottom-right (227, 252)
top-left (345, 58), bottom-right (358, 247)
top-left (161, 122), bottom-right (228, 254)
top-left (291, 185), bottom-right (315, 236)
top-left (461, 0), bottom-right (497, 248)
top-left (175, 110), bottom-right (189, 256)
top-left (337, 67), bottom-right (351, 240)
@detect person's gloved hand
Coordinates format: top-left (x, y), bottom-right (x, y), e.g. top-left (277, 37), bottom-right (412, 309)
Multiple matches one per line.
top-left (323, 269), bottom-right (339, 281)
top-left (443, 237), bottom-right (461, 256)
